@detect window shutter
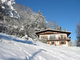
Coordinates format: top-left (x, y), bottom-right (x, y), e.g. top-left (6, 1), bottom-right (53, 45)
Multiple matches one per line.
top-left (64, 35), bottom-right (66, 39)
top-left (59, 41), bottom-right (61, 45)
top-left (64, 41), bottom-right (66, 44)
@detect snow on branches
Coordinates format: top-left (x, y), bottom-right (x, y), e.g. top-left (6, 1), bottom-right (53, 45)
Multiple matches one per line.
top-left (0, 0), bottom-right (19, 18)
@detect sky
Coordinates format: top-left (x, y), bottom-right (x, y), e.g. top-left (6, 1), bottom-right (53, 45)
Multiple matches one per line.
top-left (15, 0), bottom-right (80, 41)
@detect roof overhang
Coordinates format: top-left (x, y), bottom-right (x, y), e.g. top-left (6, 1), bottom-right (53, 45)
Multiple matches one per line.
top-left (36, 29), bottom-right (71, 36)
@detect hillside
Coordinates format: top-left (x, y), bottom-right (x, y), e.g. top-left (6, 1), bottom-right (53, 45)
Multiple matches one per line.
top-left (0, 33), bottom-right (80, 60)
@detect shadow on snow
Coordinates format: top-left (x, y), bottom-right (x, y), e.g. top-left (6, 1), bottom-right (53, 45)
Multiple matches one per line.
top-left (28, 49), bottom-right (46, 60)
top-left (6, 49), bottom-right (46, 60)
top-left (0, 34), bottom-right (35, 45)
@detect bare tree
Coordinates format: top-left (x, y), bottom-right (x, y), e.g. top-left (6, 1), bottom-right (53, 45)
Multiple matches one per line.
top-left (47, 21), bottom-right (60, 30)
top-left (77, 23), bottom-right (80, 46)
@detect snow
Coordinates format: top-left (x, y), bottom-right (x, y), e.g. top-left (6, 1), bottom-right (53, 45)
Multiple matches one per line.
top-left (1, 0), bottom-right (15, 10)
top-left (7, 0), bottom-right (15, 10)
top-left (1, 0), bottom-right (6, 3)
top-left (0, 0), bottom-right (19, 18)
top-left (1, 6), bottom-right (5, 9)
top-left (0, 33), bottom-right (80, 60)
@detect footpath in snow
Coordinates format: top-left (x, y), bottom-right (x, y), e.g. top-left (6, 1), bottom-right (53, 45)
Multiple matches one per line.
top-left (0, 33), bottom-right (80, 60)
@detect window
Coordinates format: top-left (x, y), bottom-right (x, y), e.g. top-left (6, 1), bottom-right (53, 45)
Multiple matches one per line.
top-left (60, 34), bottom-right (67, 39)
top-left (41, 36), bottom-right (48, 40)
top-left (61, 35), bottom-right (64, 39)
top-left (64, 41), bottom-right (66, 44)
top-left (50, 35), bottom-right (56, 40)
top-left (61, 41), bottom-right (64, 44)
top-left (58, 36), bottom-right (60, 39)
top-left (48, 41), bottom-right (52, 45)
top-left (52, 42), bottom-right (54, 44)
top-left (64, 35), bottom-right (66, 39)
top-left (60, 41), bottom-right (66, 45)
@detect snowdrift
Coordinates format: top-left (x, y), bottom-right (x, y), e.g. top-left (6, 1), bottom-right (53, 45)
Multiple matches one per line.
top-left (0, 33), bottom-right (80, 60)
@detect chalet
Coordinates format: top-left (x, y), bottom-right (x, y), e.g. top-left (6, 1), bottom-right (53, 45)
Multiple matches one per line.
top-left (36, 29), bottom-right (71, 46)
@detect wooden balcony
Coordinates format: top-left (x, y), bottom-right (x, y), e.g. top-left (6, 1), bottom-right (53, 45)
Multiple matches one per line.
top-left (47, 37), bottom-right (71, 41)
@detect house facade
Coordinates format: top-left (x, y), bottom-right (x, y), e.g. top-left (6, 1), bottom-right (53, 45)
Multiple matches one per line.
top-left (36, 29), bottom-right (71, 46)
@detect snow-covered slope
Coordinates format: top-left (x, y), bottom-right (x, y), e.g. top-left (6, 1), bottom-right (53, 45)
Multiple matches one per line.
top-left (0, 33), bottom-right (80, 60)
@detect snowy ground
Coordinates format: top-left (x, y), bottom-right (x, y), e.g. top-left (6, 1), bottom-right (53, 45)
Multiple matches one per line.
top-left (0, 33), bottom-right (80, 60)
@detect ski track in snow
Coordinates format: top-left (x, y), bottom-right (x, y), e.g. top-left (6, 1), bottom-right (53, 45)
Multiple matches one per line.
top-left (0, 33), bottom-right (80, 60)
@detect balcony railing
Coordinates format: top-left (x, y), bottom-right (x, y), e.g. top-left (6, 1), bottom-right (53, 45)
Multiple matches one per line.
top-left (67, 37), bottom-right (71, 40)
top-left (48, 37), bottom-right (71, 41)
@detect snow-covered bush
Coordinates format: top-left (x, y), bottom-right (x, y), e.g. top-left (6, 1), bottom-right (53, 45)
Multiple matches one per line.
top-left (22, 35), bottom-right (28, 40)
